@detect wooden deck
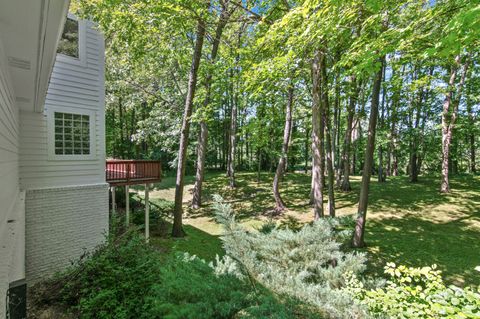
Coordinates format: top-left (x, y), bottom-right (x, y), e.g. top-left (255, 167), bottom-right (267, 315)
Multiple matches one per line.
top-left (106, 160), bottom-right (162, 186)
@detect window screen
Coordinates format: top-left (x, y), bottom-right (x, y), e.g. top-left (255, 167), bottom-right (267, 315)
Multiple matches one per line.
top-left (57, 18), bottom-right (79, 58)
top-left (54, 112), bottom-right (90, 155)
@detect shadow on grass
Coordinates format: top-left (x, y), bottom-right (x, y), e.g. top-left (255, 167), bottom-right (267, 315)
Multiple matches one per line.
top-left (149, 223), bottom-right (224, 262)
top-left (364, 215), bottom-right (480, 286)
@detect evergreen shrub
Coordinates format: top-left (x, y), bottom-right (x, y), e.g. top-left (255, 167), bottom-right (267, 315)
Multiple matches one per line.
top-left (212, 195), bottom-right (369, 318)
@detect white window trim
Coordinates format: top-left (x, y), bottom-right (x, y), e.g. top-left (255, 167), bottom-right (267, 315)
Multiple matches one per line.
top-left (46, 106), bottom-right (97, 161)
top-left (56, 13), bottom-right (87, 67)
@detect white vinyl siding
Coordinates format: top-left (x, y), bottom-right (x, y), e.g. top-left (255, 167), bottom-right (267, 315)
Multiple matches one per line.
top-left (19, 20), bottom-right (105, 189)
top-left (0, 36), bottom-right (21, 319)
top-left (0, 41), bottom-right (19, 215)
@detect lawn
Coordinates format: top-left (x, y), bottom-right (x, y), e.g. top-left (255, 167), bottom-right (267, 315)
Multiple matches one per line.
top-left (134, 171), bottom-right (480, 287)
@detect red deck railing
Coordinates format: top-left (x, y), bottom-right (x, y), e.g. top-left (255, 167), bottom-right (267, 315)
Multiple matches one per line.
top-left (106, 160), bottom-right (162, 186)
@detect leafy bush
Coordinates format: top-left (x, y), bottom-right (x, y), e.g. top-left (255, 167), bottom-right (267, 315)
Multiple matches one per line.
top-left (346, 263), bottom-right (480, 318)
top-left (212, 195), bottom-right (368, 318)
top-left (60, 232), bottom-right (163, 319)
top-left (31, 230), bottom-right (323, 318)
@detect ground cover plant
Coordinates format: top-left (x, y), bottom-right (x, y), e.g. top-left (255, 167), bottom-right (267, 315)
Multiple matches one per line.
top-left (28, 229), bottom-right (323, 319)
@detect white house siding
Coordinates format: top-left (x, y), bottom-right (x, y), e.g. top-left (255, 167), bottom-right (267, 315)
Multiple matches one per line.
top-left (21, 20), bottom-right (109, 284)
top-left (0, 37), bottom-right (23, 318)
top-left (20, 20), bottom-right (106, 189)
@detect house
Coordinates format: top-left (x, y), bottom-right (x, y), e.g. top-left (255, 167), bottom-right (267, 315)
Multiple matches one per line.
top-left (0, 0), bottom-right (108, 317)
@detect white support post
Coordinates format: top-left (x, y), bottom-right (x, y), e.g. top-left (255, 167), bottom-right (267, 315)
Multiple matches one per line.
top-left (125, 185), bottom-right (130, 227)
top-left (145, 183), bottom-right (150, 241)
top-left (111, 186), bottom-right (116, 214)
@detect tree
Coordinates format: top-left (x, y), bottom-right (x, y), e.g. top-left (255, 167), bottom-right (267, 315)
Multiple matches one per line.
top-left (273, 85), bottom-right (294, 213)
top-left (440, 55), bottom-right (469, 193)
top-left (192, 1), bottom-right (234, 209)
top-left (172, 18), bottom-right (207, 237)
top-left (341, 76), bottom-right (358, 191)
top-left (311, 49), bottom-right (326, 220)
top-left (352, 57), bottom-right (384, 248)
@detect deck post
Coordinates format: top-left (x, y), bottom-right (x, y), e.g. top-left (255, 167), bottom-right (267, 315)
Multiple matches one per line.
top-left (145, 183), bottom-right (150, 241)
top-left (125, 185), bottom-right (130, 226)
top-left (111, 186), bottom-right (116, 214)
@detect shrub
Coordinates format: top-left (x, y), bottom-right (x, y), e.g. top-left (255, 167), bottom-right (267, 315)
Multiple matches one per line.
top-left (143, 253), bottom-right (252, 318)
top-left (31, 230), bottom-right (324, 318)
top-left (145, 254), bottom-right (322, 319)
top-left (60, 231), bottom-right (163, 319)
top-left (212, 195), bottom-right (368, 319)
top-left (346, 263), bottom-right (480, 318)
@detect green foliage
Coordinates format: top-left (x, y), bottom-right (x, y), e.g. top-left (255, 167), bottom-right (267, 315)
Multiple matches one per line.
top-left (143, 253), bottom-right (252, 319)
top-left (39, 230), bottom-right (323, 319)
top-left (347, 263), bottom-right (480, 318)
top-left (59, 232), bottom-right (162, 318)
top-left (145, 253), bottom-right (322, 319)
top-left (213, 195), bottom-right (368, 318)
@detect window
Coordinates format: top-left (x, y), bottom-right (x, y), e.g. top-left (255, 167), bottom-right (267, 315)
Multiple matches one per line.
top-left (54, 112), bottom-right (90, 155)
top-left (57, 18), bottom-right (79, 58)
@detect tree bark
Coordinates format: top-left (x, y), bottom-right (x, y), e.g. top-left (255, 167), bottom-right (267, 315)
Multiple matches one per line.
top-left (192, 121), bottom-right (208, 209)
top-left (410, 83), bottom-right (424, 183)
top-left (333, 72), bottom-right (341, 187)
top-left (352, 57), bottom-right (384, 248)
top-left (378, 64), bottom-right (387, 183)
top-left (229, 74), bottom-right (237, 188)
top-left (441, 55), bottom-right (468, 193)
top-left (466, 71), bottom-right (476, 174)
top-left (311, 50), bottom-right (325, 219)
top-left (172, 19), bottom-right (206, 237)
top-left (273, 86), bottom-right (294, 212)
top-left (192, 6), bottom-right (230, 208)
top-left (320, 55), bottom-right (335, 217)
top-left (341, 76), bottom-right (357, 191)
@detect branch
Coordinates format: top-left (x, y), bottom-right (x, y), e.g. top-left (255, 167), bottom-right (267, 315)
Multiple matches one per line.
top-left (230, 1), bottom-right (273, 25)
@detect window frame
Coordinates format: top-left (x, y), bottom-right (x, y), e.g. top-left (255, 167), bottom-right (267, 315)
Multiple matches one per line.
top-left (56, 13), bottom-right (87, 67)
top-left (47, 107), bottom-right (96, 161)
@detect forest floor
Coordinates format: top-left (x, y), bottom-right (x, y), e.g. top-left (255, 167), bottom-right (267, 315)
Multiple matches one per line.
top-left (132, 171), bottom-right (480, 287)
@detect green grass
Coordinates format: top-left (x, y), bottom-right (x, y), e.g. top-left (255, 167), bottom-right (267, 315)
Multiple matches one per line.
top-left (137, 171), bottom-right (480, 287)
top-left (149, 224), bottom-right (224, 261)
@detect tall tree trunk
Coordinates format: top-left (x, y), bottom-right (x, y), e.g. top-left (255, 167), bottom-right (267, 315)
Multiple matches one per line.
top-left (226, 89), bottom-right (232, 176)
top-left (229, 76), bottom-right (237, 188)
top-left (228, 24), bottom-right (244, 188)
top-left (273, 86), bottom-right (294, 212)
top-left (172, 19), bottom-right (206, 237)
top-left (341, 76), bottom-right (357, 191)
top-left (192, 121), bottom-right (208, 209)
top-left (378, 64), bottom-right (387, 183)
top-left (311, 50), bottom-right (325, 219)
top-left (192, 7), bottom-right (230, 208)
top-left (320, 55), bottom-right (335, 217)
top-left (410, 83), bottom-right (424, 183)
top-left (441, 55), bottom-right (468, 193)
top-left (352, 57), bottom-right (384, 248)
top-left (334, 71), bottom-right (342, 187)
top-left (466, 72), bottom-right (476, 174)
